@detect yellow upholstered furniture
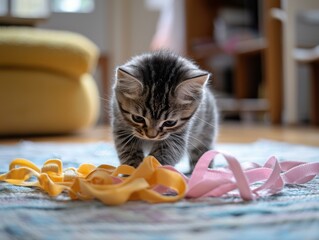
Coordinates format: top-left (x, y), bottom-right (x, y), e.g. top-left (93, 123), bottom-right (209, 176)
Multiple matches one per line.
top-left (0, 27), bottom-right (100, 135)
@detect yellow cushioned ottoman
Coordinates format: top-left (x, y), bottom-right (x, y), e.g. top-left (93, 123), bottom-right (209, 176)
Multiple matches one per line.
top-left (0, 27), bottom-right (100, 136)
top-left (0, 27), bottom-right (98, 78)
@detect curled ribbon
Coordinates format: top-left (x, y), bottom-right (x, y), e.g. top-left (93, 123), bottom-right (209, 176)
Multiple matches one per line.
top-left (0, 156), bottom-right (187, 205)
top-left (165, 150), bottom-right (319, 200)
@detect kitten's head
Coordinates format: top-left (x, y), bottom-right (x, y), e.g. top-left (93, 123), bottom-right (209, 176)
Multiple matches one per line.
top-left (114, 51), bottom-right (209, 141)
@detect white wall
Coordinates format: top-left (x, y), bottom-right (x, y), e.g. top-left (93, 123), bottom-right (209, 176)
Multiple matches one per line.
top-left (39, 0), bottom-right (110, 52)
top-left (110, 0), bottom-right (159, 67)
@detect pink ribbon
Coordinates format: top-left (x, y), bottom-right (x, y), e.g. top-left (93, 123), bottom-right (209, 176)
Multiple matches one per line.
top-left (163, 150), bottom-right (319, 200)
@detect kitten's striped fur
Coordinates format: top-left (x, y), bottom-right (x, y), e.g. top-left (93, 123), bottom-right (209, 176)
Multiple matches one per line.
top-left (111, 51), bottom-right (218, 170)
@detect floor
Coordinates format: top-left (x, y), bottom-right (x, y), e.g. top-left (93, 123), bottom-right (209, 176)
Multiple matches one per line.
top-left (1, 123), bottom-right (319, 147)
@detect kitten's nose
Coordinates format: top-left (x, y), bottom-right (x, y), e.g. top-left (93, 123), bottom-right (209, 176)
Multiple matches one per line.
top-left (145, 129), bottom-right (158, 139)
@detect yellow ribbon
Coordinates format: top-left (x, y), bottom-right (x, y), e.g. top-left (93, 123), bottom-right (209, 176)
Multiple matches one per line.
top-left (0, 156), bottom-right (187, 205)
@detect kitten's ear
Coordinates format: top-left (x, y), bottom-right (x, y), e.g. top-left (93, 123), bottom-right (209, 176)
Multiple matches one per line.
top-left (175, 74), bottom-right (209, 104)
top-left (115, 67), bottom-right (143, 99)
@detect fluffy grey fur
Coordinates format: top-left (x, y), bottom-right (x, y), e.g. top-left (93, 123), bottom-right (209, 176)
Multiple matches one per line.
top-left (111, 50), bottom-right (218, 170)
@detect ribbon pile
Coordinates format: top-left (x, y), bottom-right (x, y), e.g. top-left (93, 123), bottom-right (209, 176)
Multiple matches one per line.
top-left (0, 150), bottom-right (318, 205)
top-left (0, 156), bottom-right (187, 205)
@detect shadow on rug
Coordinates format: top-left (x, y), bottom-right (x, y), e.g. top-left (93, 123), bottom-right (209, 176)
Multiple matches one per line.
top-left (0, 140), bottom-right (318, 240)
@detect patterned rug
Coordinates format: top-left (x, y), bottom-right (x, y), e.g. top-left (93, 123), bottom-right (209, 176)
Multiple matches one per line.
top-left (0, 140), bottom-right (318, 240)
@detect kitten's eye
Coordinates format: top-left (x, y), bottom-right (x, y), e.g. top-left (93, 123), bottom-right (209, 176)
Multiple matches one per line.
top-left (132, 115), bottom-right (145, 124)
top-left (162, 120), bottom-right (177, 127)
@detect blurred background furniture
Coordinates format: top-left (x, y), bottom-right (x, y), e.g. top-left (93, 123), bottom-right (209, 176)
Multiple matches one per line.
top-left (274, 0), bottom-right (319, 125)
top-left (0, 27), bottom-right (100, 135)
top-left (269, 0), bottom-right (319, 125)
top-left (183, 0), bottom-right (319, 125)
top-left (183, 0), bottom-right (268, 122)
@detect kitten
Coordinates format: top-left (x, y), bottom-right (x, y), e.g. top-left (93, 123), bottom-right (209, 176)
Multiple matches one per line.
top-left (111, 50), bottom-right (218, 170)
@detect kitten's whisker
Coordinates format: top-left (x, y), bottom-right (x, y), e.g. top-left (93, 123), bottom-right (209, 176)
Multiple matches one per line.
top-left (186, 139), bottom-right (202, 154)
top-left (193, 116), bottom-right (216, 128)
top-left (187, 135), bottom-right (210, 149)
top-left (171, 134), bottom-right (202, 156)
top-left (115, 131), bottom-right (133, 137)
top-left (114, 132), bottom-right (132, 140)
top-left (119, 134), bottom-right (136, 150)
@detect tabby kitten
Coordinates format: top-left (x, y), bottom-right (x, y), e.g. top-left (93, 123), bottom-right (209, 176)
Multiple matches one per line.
top-left (111, 51), bottom-right (218, 170)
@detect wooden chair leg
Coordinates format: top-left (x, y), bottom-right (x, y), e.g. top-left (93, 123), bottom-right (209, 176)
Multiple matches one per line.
top-left (263, 0), bottom-right (283, 125)
top-left (310, 62), bottom-right (319, 125)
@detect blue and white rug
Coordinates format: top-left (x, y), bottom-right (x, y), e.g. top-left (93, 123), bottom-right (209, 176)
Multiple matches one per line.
top-left (0, 140), bottom-right (318, 240)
